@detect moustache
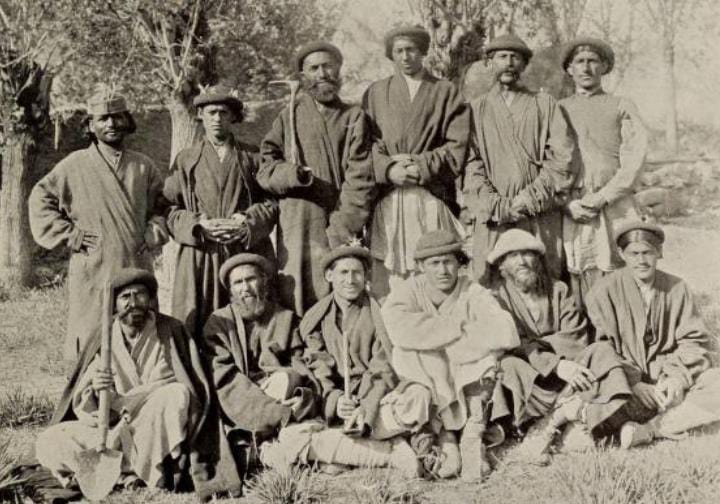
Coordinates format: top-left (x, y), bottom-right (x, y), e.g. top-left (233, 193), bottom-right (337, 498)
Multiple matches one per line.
top-left (117, 306), bottom-right (147, 319)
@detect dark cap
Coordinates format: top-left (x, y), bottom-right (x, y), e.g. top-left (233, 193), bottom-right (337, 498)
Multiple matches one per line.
top-left (384, 25), bottom-right (431, 60)
top-left (294, 41), bottom-right (343, 73)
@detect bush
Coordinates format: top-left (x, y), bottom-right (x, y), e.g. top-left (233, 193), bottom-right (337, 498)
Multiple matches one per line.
top-left (0, 388), bottom-right (54, 429)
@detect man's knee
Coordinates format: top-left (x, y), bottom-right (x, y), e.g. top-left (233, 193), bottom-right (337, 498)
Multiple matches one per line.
top-left (261, 370), bottom-right (302, 402)
top-left (403, 384), bottom-right (432, 411)
top-left (150, 382), bottom-right (191, 412)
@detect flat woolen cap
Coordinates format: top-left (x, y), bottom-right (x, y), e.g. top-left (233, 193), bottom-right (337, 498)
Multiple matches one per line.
top-left (484, 34), bottom-right (533, 61)
top-left (294, 41), bottom-right (343, 73)
top-left (384, 25), bottom-right (431, 60)
top-left (487, 229), bottom-right (546, 265)
top-left (414, 230), bottom-right (464, 261)
top-left (321, 245), bottom-right (371, 273)
top-left (193, 84), bottom-right (244, 120)
top-left (111, 267), bottom-right (158, 300)
top-left (613, 221), bottom-right (665, 247)
top-left (87, 93), bottom-right (129, 116)
top-left (220, 253), bottom-right (276, 288)
top-left (562, 36), bottom-right (615, 74)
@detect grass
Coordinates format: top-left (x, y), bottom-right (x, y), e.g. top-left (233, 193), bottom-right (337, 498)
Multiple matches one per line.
top-left (244, 465), bottom-right (327, 504)
top-left (0, 388), bottom-right (54, 429)
top-left (349, 469), bottom-right (421, 504)
top-left (0, 435), bottom-right (24, 504)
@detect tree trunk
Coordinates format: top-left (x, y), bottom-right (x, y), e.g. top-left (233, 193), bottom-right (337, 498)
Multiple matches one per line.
top-left (663, 46), bottom-right (679, 156)
top-left (0, 131), bottom-right (35, 289)
top-left (157, 97), bottom-right (199, 314)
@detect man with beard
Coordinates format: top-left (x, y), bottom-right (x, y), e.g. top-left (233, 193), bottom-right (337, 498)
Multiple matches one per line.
top-left (486, 229), bottom-right (632, 463)
top-left (260, 243), bottom-right (428, 477)
top-left (164, 85), bottom-right (278, 338)
top-left (29, 89), bottom-right (168, 361)
top-left (464, 34), bottom-right (575, 282)
top-left (36, 268), bottom-right (242, 499)
top-left (201, 253), bottom-right (315, 462)
top-left (259, 42), bottom-right (374, 315)
top-left (363, 25), bottom-right (469, 299)
top-left (382, 231), bottom-right (519, 480)
top-left (559, 38), bottom-right (648, 306)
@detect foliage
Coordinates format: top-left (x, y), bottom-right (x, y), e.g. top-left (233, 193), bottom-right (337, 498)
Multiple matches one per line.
top-left (245, 466), bottom-right (327, 504)
top-left (0, 387), bottom-right (54, 429)
top-left (0, 435), bottom-right (23, 504)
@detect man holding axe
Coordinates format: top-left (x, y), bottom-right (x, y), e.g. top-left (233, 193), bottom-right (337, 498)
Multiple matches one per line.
top-left (259, 41), bottom-right (375, 316)
top-left (35, 268), bottom-right (243, 500)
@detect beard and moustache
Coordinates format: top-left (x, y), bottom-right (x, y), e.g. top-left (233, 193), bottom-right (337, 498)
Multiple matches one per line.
top-left (232, 288), bottom-right (269, 321)
top-left (118, 305), bottom-right (150, 329)
top-left (501, 265), bottom-right (540, 293)
top-left (303, 75), bottom-right (342, 103)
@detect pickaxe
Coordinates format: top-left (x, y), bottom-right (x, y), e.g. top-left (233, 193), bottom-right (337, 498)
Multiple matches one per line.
top-left (268, 80), bottom-right (300, 165)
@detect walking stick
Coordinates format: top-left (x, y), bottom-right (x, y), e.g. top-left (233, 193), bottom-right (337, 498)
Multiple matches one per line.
top-left (268, 80), bottom-right (300, 165)
top-left (342, 331), bottom-right (362, 435)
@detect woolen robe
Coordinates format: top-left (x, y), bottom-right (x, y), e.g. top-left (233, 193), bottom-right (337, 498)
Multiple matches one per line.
top-left (29, 144), bottom-right (165, 360)
top-left (299, 292), bottom-right (397, 434)
top-left (382, 275), bottom-right (520, 431)
top-left (164, 138), bottom-right (278, 337)
top-left (493, 278), bottom-right (632, 434)
top-left (201, 302), bottom-right (315, 436)
top-left (464, 86), bottom-right (575, 281)
top-left (559, 91), bottom-right (648, 276)
top-left (46, 313), bottom-right (243, 500)
top-left (259, 94), bottom-right (375, 315)
top-left (363, 71), bottom-right (469, 275)
top-left (585, 269), bottom-right (720, 436)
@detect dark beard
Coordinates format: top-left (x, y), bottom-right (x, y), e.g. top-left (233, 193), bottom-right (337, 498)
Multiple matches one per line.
top-left (305, 78), bottom-right (341, 103)
top-left (118, 306), bottom-right (150, 328)
top-left (232, 294), bottom-right (268, 321)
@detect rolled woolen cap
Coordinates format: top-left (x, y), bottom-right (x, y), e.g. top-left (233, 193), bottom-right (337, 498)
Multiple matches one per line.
top-left (613, 221), bottom-right (665, 248)
top-left (561, 36), bottom-right (615, 74)
top-left (384, 25), bottom-right (431, 60)
top-left (321, 244), bottom-right (371, 273)
top-left (86, 91), bottom-right (129, 116)
top-left (484, 34), bottom-right (533, 61)
top-left (110, 267), bottom-right (158, 300)
top-left (487, 229), bottom-right (545, 265)
top-left (413, 230), bottom-right (466, 261)
top-left (220, 253), bottom-right (276, 288)
top-left (193, 84), bottom-right (244, 121)
top-left (294, 41), bottom-right (343, 73)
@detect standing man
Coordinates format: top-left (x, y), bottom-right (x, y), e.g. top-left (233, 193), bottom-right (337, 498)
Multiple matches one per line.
top-left (559, 37), bottom-right (648, 306)
top-left (164, 85), bottom-right (278, 337)
top-left (464, 34), bottom-right (575, 282)
top-left (29, 90), bottom-right (168, 361)
top-left (363, 25), bottom-right (469, 299)
top-left (259, 41), bottom-right (374, 316)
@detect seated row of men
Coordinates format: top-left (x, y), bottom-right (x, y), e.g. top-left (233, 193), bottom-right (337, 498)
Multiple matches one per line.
top-left (36, 222), bottom-right (720, 500)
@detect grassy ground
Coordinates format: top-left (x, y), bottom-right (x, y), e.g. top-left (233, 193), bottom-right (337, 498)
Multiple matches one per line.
top-left (2, 223), bottom-right (720, 503)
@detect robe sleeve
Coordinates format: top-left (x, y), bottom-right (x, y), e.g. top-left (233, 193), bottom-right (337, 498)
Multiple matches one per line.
top-left (411, 86), bottom-right (470, 185)
top-left (242, 152), bottom-right (279, 249)
top-left (327, 111), bottom-right (376, 248)
top-left (201, 314), bottom-right (291, 434)
top-left (596, 98), bottom-right (648, 205)
top-left (29, 167), bottom-right (84, 252)
top-left (361, 87), bottom-right (394, 184)
top-left (511, 94), bottom-right (576, 217)
top-left (257, 112), bottom-right (313, 195)
top-left (357, 333), bottom-right (397, 431)
top-left (302, 327), bottom-right (343, 423)
top-left (382, 280), bottom-right (463, 351)
top-left (163, 158), bottom-right (203, 247)
top-left (463, 141), bottom-right (514, 225)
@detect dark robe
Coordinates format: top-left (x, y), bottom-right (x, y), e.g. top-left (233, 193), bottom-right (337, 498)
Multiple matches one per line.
top-left (493, 278), bottom-right (632, 435)
top-left (299, 292), bottom-right (397, 433)
top-left (164, 138), bottom-right (277, 337)
top-left (258, 94), bottom-right (374, 315)
top-left (362, 71), bottom-right (469, 213)
top-left (50, 313), bottom-right (243, 501)
top-left (201, 303), bottom-right (315, 436)
top-left (464, 87), bottom-right (575, 281)
top-left (29, 144), bottom-right (165, 360)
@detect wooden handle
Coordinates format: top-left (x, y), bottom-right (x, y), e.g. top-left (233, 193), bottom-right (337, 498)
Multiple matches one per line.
top-left (289, 86), bottom-right (298, 165)
top-left (97, 283), bottom-right (113, 450)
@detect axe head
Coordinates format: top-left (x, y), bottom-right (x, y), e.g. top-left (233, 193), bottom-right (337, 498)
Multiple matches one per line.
top-left (268, 80), bottom-right (300, 94)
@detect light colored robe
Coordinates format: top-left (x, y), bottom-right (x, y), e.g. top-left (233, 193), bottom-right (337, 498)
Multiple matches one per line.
top-left (382, 275), bottom-right (519, 430)
top-left (29, 144), bottom-right (165, 359)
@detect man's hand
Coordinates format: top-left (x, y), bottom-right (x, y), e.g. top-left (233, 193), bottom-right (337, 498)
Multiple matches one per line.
top-left (336, 395), bottom-right (359, 420)
top-left (579, 192), bottom-right (606, 211)
top-left (344, 407), bottom-right (365, 434)
top-left (281, 396), bottom-right (303, 416)
top-left (632, 382), bottom-right (663, 410)
top-left (81, 231), bottom-right (100, 252)
top-left (565, 200), bottom-right (599, 223)
top-left (655, 379), bottom-right (685, 411)
top-left (556, 360), bottom-right (597, 392)
top-left (91, 368), bottom-right (115, 394)
top-left (199, 218), bottom-right (245, 243)
top-left (297, 165), bottom-right (313, 184)
top-left (388, 164), bottom-right (419, 187)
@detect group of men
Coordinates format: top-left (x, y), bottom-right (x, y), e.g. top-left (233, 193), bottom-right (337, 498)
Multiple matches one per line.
top-left (26, 24), bottom-right (720, 501)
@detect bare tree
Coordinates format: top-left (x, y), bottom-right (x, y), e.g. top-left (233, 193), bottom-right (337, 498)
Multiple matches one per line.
top-left (588, 0), bottom-right (639, 91)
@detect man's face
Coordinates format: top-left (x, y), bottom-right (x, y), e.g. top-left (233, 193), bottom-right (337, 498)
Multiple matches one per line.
top-left (199, 103), bottom-right (233, 143)
top-left (89, 113), bottom-right (129, 146)
top-left (567, 48), bottom-right (606, 91)
top-left (619, 242), bottom-right (660, 283)
top-left (391, 37), bottom-right (424, 77)
top-left (325, 257), bottom-right (366, 302)
top-left (229, 264), bottom-right (269, 320)
top-left (490, 50), bottom-right (527, 86)
top-left (302, 51), bottom-right (341, 103)
top-left (420, 253), bottom-right (460, 293)
top-left (499, 250), bottom-right (541, 292)
top-left (116, 284), bottom-right (151, 329)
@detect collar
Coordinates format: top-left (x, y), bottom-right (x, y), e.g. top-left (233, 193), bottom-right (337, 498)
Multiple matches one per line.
top-left (96, 141), bottom-right (123, 163)
top-left (574, 87), bottom-right (605, 98)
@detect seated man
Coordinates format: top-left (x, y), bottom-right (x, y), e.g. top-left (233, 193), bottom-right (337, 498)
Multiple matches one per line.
top-left (487, 229), bottom-right (632, 462)
top-left (35, 268), bottom-right (238, 499)
top-left (261, 242), bottom-right (430, 477)
top-left (586, 221), bottom-right (720, 448)
top-left (382, 230), bottom-right (520, 480)
top-left (201, 254), bottom-right (315, 460)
